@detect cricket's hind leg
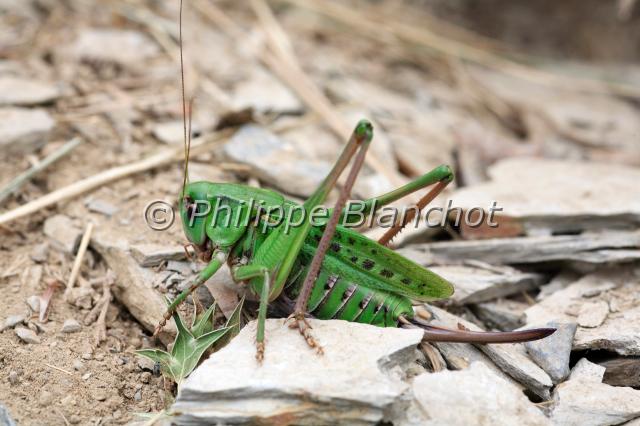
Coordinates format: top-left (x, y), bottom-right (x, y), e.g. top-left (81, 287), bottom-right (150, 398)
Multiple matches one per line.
top-left (287, 120), bottom-right (373, 353)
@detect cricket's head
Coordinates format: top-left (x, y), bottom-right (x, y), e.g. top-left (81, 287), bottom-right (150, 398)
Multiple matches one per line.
top-left (180, 182), bottom-right (211, 259)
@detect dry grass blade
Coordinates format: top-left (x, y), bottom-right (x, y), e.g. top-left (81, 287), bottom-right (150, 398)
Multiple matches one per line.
top-left (282, 0), bottom-right (640, 98)
top-left (0, 132), bottom-right (226, 226)
top-left (65, 222), bottom-right (94, 300)
top-left (0, 138), bottom-right (82, 206)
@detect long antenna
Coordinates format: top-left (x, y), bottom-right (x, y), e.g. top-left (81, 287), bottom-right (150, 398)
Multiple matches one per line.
top-left (180, 0), bottom-right (190, 195)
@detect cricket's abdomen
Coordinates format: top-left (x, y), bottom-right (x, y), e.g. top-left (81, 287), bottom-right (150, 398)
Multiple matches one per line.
top-left (284, 248), bottom-right (414, 327)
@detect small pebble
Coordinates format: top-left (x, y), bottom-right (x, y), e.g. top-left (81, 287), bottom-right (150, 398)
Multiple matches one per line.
top-left (15, 326), bottom-right (40, 344)
top-left (112, 410), bottom-right (122, 420)
top-left (3, 314), bottom-right (25, 330)
top-left (61, 318), bottom-right (82, 333)
top-left (73, 360), bottom-right (84, 371)
top-left (30, 243), bottom-right (49, 263)
top-left (140, 372), bottom-right (151, 383)
top-left (134, 389), bottom-right (142, 401)
top-left (137, 357), bottom-right (156, 372)
top-left (82, 373), bottom-right (91, 380)
top-left (93, 390), bottom-right (108, 401)
top-left (94, 353), bottom-right (104, 361)
top-left (69, 415), bottom-right (81, 424)
top-left (8, 371), bottom-right (18, 385)
top-left (81, 353), bottom-right (92, 360)
top-left (38, 390), bottom-right (54, 407)
top-left (26, 296), bottom-right (41, 313)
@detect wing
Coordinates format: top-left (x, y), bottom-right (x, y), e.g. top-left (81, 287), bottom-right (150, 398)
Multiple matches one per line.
top-left (303, 225), bottom-right (454, 302)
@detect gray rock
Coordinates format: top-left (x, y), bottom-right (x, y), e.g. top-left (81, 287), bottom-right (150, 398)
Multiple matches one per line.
top-left (0, 402), bottom-right (17, 426)
top-left (451, 158), bottom-right (640, 235)
top-left (0, 76), bottom-right (60, 106)
top-left (86, 199), bottom-right (119, 217)
top-left (223, 124), bottom-right (332, 197)
top-left (2, 314), bottom-right (25, 331)
top-left (43, 214), bottom-right (82, 254)
top-left (423, 305), bottom-right (553, 399)
top-left (402, 362), bottom-right (550, 426)
top-left (26, 295), bottom-right (41, 313)
top-left (429, 263), bottom-right (545, 305)
top-left (525, 322), bottom-right (577, 383)
top-left (525, 267), bottom-right (640, 355)
top-left (61, 318), bottom-right (82, 333)
top-left (577, 301), bottom-right (609, 328)
top-left (8, 371), bottom-right (19, 385)
top-left (15, 326), bottom-right (40, 344)
top-left (29, 243), bottom-right (49, 263)
top-left (70, 29), bottom-right (159, 67)
top-left (473, 299), bottom-right (528, 330)
top-left (173, 319), bottom-right (424, 425)
top-left (568, 358), bottom-right (606, 383)
top-left (166, 260), bottom-right (192, 277)
top-left (0, 107), bottom-right (55, 159)
top-left (550, 368), bottom-right (640, 426)
top-left (130, 243), bottom-right (186, 267)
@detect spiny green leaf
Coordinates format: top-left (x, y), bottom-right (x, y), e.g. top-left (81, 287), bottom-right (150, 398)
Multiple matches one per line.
top-left (191, 302), bottom-right (216, 338)
top-left (215, 297), bottom-right (245, 349)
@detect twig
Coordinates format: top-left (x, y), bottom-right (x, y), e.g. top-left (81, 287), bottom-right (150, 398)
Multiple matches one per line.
top-left (0, 132), bottom-right (227, 226)
top-left (44, 363), bottom-right (74, 376)
top-left (0, 138), bottom-right (82, 206)
top-left (94, 271), bottom-right (115, 346)
top-left (56, 409), bottom-right (71, 426)
top-left (39, 278), bottom-right (63, 323)
top-left (282, 0), bottom-right (640, 98)
top-left (64, 222), bottom-right (94, 301)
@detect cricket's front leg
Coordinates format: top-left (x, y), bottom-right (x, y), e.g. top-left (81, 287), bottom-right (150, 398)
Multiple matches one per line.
top-left (232, 263), bottom-right (271, 362)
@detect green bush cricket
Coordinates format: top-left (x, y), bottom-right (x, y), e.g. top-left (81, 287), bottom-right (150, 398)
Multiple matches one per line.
top-left (153, 0), bottom-right (555, 362)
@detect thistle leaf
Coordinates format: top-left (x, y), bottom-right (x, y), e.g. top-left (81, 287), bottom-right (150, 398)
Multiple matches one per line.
top-left (191, 302), bottom-right (216, 338)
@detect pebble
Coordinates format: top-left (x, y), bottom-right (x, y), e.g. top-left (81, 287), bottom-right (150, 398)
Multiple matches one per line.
top-left (82, 373), bottom-right (92, 380)
top-left (0, 76), bottom-right (60, 106)
top-left (38, 390), bottom-right (54, 406)
top-left (137, 356), bottom-right (156, 372)
top-left (3, 314), bottom-right (25, 330)
top-left (61, 318), bottom-right (82, 333)
top-left (81, 352), bottom-right (92, 360)
top-left (26, 295), bottom-right (41, 313)
top-left (134, 390), bottom-right (142, 401)
top-left (93, 390), bottom-right (108, 401)
top-left (69, 415), bottom-right (81, 424)
top-left (525, 321), bottom-right (578, 384)
top-left (8, 371), bottom-right (19, 385)
top-left (0, 107), bottom-right (55, 159)
top-left (86, 198), bottom-right (119, 216)
top-left (30, 243), bottom-right (49, 263)
top-left (71, 29), bottom-right (159, 67)
top-left (43, 215), bottom-right (82, 254)
top-left (73, 360), bottom-right (84, 372)
top-left (15, 326), bottom-right (40, 344)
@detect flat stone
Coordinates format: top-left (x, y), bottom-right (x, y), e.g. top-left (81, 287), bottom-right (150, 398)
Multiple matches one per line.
top-left (472, 299), bottom-right (528, 330)
top-left (223, 124), bottom-right (332, 197)
top-left (15, 326), bottom-right (40, 344)
top-left (568, 358), bottom-right (606, 383)
top-left (525, 322), bottom-right (577, 384)
top-left (402, 362), bottom-right (549, 426)
top-left (86, 199), bottom-right (119, 217)
top-left (230, 67), bottom-right (302, 113)
top-left (429, 263), bottom-right (545, 305)
top-left (577, 301), bottom-right (609, 328)
top-left (550, 366), bottom-right (640, 426)
top-left (30, 242), bottom-right (49, 263)
top-left (173, 319), bottom-right (424, 425)
top-left (0, 107), bottom-right (55, 158)
top-left (61, 318), bottom-right (82, 333)
top-left (525, 267), bottom-right (640, 355)
top-left (423, 305), bottom-right (553, 399)
top-left (70, 29), bottom-right (159, 67)
top-left (152, 120), bottom-right (202, 145)
top-left (2, 314), bottom-right (25, 331)
top-left (451, 158), bottom-right (640, 235)
top-left (43, 214), bottom-right (82, 254)
top-left (130, 243), bottom-right (187, 267)
top-left (0, 76), bottom-right (60, 106)
top-left (400, 231), bottom-right (640, 266)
